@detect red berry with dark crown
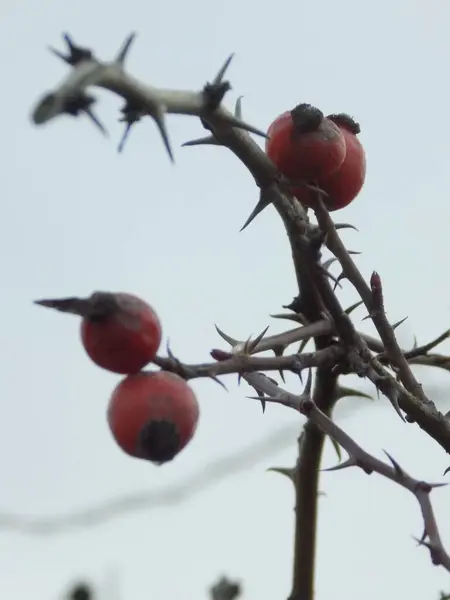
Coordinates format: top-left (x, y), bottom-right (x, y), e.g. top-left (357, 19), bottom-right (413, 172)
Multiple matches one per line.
top-left (34, 291), bottom-right (162, 374)
top-left (320, 113), bottom-right (366, 210)
top-left (107, 371), bottom-right (200, 464)
top-left (266, 103), bottom-right (347, 181)
top-left (291, 113), bottom-right (366, 211)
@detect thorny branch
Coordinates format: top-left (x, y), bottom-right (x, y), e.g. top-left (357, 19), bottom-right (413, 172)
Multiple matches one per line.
top-left (153, 344), bottom-right (344, 382)
top-left (31, 32), bottom-right (450, 591)
top-left (249, 370), bottom-right (450, 573)
top-left (312, 198), bottom-right (442, 414)
top-left (31, 32), bottom-right (450, 450)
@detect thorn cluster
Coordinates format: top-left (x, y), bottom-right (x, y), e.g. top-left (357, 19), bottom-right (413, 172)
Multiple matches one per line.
top-left (32, 33), bottom-right (267, 163)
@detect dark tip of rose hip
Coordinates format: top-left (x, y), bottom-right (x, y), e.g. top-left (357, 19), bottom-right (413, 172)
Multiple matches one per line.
top-left (138, 420), bottom-right (181, 463)
top-left (327, 113), bottom-right (361, 134)
top-left (86, 292), bottom-right (119, 322)
top-left (290, 103), bottom-right (324, 134)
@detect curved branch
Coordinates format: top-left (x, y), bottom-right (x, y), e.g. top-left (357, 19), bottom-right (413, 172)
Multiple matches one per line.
top-left (254, 373), bottom-right (450, 572)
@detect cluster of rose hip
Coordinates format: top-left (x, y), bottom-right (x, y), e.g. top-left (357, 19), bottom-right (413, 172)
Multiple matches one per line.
top-left (266, 104), bottom-right (366, 211)
top-left (35, 293), bottom-right (198, 465)
top-left (35, 104), bottom-right (366, 466)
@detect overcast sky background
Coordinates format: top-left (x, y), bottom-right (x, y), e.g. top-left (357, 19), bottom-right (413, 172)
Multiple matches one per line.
top-left (1, 0), bottom-right (450, 599)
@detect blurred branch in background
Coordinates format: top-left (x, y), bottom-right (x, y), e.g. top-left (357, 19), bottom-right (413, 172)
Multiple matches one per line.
top-left (2, 422), bottom-right (298, 535)
top-left (1, 382), bottom-right (448, 536)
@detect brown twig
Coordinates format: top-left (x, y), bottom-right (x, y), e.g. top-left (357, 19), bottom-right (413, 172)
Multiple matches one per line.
top-left (409, 354), bottom-right (450, 372)
top-left (311, 196), bottom-right (450, 449)
top-left (154, 345), bottom-right (343, 378)
top-left (367, 270), bottom-right (431, 403)
top-left (379, 330), bottom-right (450, 363)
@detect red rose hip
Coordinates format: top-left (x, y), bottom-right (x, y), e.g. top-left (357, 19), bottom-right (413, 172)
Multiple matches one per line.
top-left (266, 103), bottom-right (347, 181)
top-left (320, 113), bottom-right (366, 210)
top-left (107, 371), bottom-right (200, 464)
top-left (292, 113), bottom-right (366, 211)
top-left (34, 291), bottom-right (162, 374)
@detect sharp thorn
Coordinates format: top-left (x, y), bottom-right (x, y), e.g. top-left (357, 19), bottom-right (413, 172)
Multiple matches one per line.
top-left (345, 300), bottom-right (364, 315)
top-left (267, 466), bottom-right (296, 484)
top-left (182, 136), bottom-right (219, 147)
top-left (51, 33), bottom-right (93, 66)
top-left (153, 105), bottom-right (174, 163)
top-left (322, 257), bottom-right (338, 270)
top-left (48, 46), bottom-right (70, 64)
top-left (426, 481), bottom-right (449, 490)
top-left (115, 32), bottom-right (137, 65)
top-left (335, 385), bottom-right (373, 401)
top-left (117, 122), bottom-right (133, 153)
top-left (247, 394), bottom-right (287, 405)
top-left (383, 450), bottom-right (405, 478)
top-left (221, 113), bottom-right (268, 139)
top-left (209, 374), bottom-right (228, 391)
top-left (212, 53), bottom-right (235, 86)
top-left (330, 437), bottom-right (342, 461)
top-left (242, 334), bottom-right (253, 354)
top-left (297, 337), bottom-right (310, 354)
top-left (272, 345), bottom-right (287, 383)
top-left (411, 535), bottom-right (430, 549)
top-left (166, 340), bottom-right (175, 360)
top-left (246, 394), bottom-right (267, 412)
top-left (240, 189), bottom-right (273, 232)
top-left (418, 527), bottom-right (427, 544)
top-left (333, 271), bottom-right (347, 291)
top-left (272, 345), bottom-right (288, 383)
top-left (214, 325), bottom-right (239, 347)
top-left (247, 325), bottom-right (270, 353)
top-left (334, 223), bottom-right (359, 232)
top-left (270, 312), bottom-right (305, 323)
top-left (63, 32), bottom-right (75, 49)
top-left (302, 368), bottom-right (313, 397)
top-left (234, 96), bottom-right (243, 120)
top-left (387, 390), bottom-right (405, 422)
top-left (85, 109), bottom-right (108, 137)
top-left (322, 456), bottom-right (358, 472)
top-left (392, 316), bottom-right (408, 330)
top-left (320, 266), bottom-right (342, 289)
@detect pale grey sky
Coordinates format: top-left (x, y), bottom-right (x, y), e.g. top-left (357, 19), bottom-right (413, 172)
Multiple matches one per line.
top-left (1, 0), bottom-right (450, 599)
